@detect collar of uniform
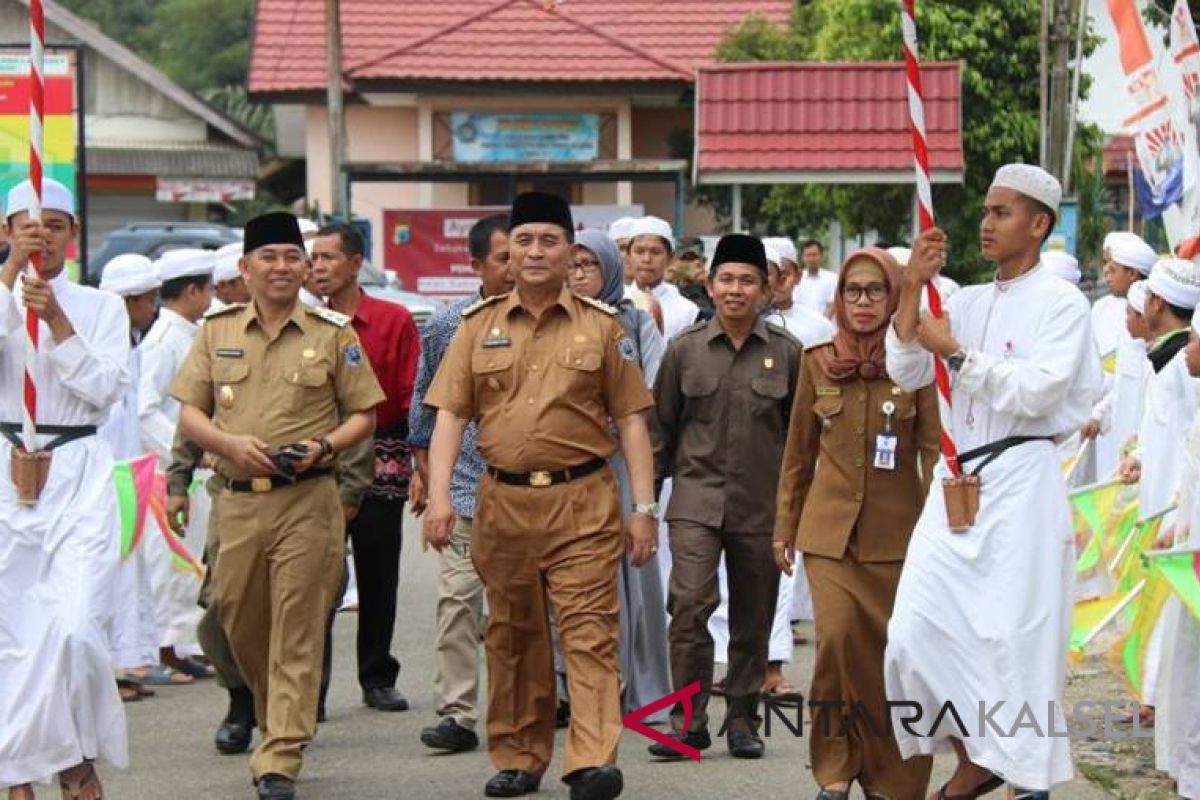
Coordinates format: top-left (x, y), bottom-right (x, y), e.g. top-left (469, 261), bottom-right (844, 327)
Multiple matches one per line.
top-left (239, 298), bottom-right (308, 333)
top-left (704, 313), bottom-right (769, 344)
top-left (501, 285), bottom-right (578, 322)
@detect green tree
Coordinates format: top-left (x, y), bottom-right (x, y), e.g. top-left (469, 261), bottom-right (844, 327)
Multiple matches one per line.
top-left (715, 0), bottom-right (1104, 279)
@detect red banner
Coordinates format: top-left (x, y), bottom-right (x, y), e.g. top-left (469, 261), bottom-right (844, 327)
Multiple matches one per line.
top-left (383, 208), bottom-right (505, 299)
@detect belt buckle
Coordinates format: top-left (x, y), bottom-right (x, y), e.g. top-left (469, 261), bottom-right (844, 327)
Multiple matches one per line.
top-left (528, 470), bottom-right (552, 488)
top-left (250, 477), bottom-right (273, 493)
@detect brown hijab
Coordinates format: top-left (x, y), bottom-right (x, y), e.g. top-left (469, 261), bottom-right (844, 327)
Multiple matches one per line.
top-left (810, 247), bottom-right (902, 383)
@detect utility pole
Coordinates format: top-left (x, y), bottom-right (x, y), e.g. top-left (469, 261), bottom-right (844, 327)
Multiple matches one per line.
top-left (326, 0), bottom-right (347, 217)
top-left (1039, 0), bottom-right (1049, 166)
top-left (1046, 0), bottom-right (1073, 183)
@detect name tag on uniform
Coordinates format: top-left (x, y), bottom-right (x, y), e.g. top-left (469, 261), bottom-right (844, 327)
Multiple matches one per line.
top-left (216, 348), bottom-right (244, 358)
top-left (816, 386), bottom-right (841, 397)
top-left (874, 432), bottom-right (898, 471)
top-left (482, 338), bottom-right (511, 348)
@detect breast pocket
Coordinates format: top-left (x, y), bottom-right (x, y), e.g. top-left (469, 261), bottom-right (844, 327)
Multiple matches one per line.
top-left (751, 375), bottom-right (790, 418)
top-left (286, 360), bottom-right (332, 404)
top-left (813, 395), bottom-right (845, 429)
top-left (213, 359), bottom-right (250, 410)
top-left (681, 371), bottom-right (720, 423)
top-left (555, 345), bottom-right (604, 408)
top-left (472, 349), bottom-right (515, 396)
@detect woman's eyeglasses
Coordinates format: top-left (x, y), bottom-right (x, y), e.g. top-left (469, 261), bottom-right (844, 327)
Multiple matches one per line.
top-left (570, 258), bottom-right (602, 276)
top-left (841, 283), bottom-right (888, 303)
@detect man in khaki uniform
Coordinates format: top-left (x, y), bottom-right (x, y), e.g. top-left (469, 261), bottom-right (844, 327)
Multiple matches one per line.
top-left (170, 212), bottom-right (384, 800)
top-left (423, 193), bottom-right (658, 800)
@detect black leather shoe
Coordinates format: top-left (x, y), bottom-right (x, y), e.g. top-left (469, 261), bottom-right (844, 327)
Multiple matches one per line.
top-left (565, 766), bottom-right (623, 800)
top-left (255, 773), bottom-right (295, 800)
top-left (362, 686), bottom-right (410, 712)
top-left (484, 770), bottom-right (542, 797)
top-left (727, 728), bottom-right (765, 759)
top-left (647, 728), bottom-right (711, 759)
top-left (420, 717), bottom-right (479, 752)
top-left (216, 688), bottom-right (255, 754)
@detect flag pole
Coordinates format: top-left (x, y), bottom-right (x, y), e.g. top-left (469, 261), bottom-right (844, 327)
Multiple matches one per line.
top-left (22, 0), bottom-right (44, 452)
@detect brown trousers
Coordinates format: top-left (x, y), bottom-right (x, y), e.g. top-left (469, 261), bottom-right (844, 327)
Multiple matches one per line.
top-left (196, 487), bottom-right (247, 691)
top-left (214, 477), bottom-right (344, 780)
top-left (666, 521), bottom-right (778, 732)
top-left (471, 468), bottom-right (623, 779)
top-left (806, 540), bottom-right (932, 799)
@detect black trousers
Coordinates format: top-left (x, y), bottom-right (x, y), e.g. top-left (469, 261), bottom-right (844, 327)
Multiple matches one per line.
top-left (320, 494), bottom-right (405, 704)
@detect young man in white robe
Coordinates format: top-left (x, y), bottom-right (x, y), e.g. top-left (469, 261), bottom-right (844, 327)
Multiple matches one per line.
top-left (0, 178), bottom-right (131, 799)
top-left (1080, 232), bottom-right (1157, 479)
top-left (139, 248), bottom-right (215, 680)
top-left (98, 254), bottom-right (162, 699)
top-left (1116, 257), bottom-right (1200, 727)
top-left (884, 164), bottom-right (1103, 797)
top-left (1154, 308), bottom-right (1200, 797)
top-left (628, 216), bottom-right (699, 341)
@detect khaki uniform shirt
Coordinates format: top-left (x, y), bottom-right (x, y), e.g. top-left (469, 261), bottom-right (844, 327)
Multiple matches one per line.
top-left (654, 316), bottom-right (801, 533)
top-left (424, 287), bottom-right (652, 472)
top-left (169, 301), bottom-right (386, 481)
top-left (773, 353), bottom-right (940, 562)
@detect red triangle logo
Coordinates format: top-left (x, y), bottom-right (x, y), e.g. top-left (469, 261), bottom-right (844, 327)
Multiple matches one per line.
top-left (621, 680), bottom-right (702, 761)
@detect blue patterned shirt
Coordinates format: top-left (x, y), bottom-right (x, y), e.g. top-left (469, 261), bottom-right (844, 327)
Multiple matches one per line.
top-left (407, 295), bottom-right (486, 519)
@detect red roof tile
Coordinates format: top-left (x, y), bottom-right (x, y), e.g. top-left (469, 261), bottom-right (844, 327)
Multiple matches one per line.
top-left (249, 0), bottom-right (791, 94)
top-left (695, 62), bottom-right (965, 179)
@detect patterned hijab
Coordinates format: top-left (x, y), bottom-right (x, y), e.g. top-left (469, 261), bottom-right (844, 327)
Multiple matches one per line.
top-left (810, 247), bottom-right (902, 383)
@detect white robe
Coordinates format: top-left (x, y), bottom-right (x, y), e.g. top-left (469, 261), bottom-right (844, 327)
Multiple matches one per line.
top-left (883, 265), bottom-right (1103, 791)
top-left (0, 272), bottom-right (131, 787)
top-left (648, 282), bottom-right (699, 342)
top-left (792, 268), bottom-right (838, 315)
top-left (763, 303), bottom-right (835, 348)
top-left (97, 343), bottom-right (158, 670)
top-left (138, 308), bottom-right (205, 650)
top-left (1156, 412), bottom-right (1200, 796)
top-left (1090, 296), bottom-right (1145, 478)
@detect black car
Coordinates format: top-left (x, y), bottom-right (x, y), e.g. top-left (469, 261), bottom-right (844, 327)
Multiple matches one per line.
top-left (88, 222), bottom-right (240, 285)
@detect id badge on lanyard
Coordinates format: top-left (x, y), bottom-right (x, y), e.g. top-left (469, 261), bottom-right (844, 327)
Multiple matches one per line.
top-left (874, 400), bottom-right (898, 471)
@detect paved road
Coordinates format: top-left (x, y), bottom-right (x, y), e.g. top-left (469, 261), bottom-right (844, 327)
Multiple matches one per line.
top-left (97, 509), bottom-right (1112, 800)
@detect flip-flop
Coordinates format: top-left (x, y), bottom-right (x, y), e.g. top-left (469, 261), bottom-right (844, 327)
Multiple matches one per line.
top-left (174, 658), bottom-right (216, 679)
top-left (59, 761), bottom-right (103, 799)
top-left (137, 665), bottom-right (194, 686)
top-left (764, 681), bottom-right (804, 703)
top-left (933, 774), bottom-right (1005, 800)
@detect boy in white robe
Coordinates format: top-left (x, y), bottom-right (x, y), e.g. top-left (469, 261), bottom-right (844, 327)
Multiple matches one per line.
top-left (884, 164), bottom-right (1103, 796)
top-left (0, 179), bottom-right (131, 799)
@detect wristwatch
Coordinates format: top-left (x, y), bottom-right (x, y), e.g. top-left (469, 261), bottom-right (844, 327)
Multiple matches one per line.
top-left (632, 502), bottom-right (660, 517)
top-left (946, 348), bottom-right (968, 372)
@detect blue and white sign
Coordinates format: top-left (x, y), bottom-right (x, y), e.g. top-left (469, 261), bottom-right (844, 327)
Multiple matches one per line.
top-left (451, 113), bottom-right (600, 163)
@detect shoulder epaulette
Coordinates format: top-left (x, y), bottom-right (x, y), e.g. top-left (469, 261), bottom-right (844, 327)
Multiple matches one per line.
top-left (307, 306), bottom-right (350, 327)
top-left (577, 295), bottom-right (618, 316)
top-left (764, 320), bottom-right (787, 337)
top-left (461, 293), bottom-right (507, 318)
top-left (204, 303), bottom-right (244, 319)
top-left (677, 320), bottom-right (709, 337)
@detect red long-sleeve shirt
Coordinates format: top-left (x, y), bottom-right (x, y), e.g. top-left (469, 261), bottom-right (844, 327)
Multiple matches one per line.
top-left (349, 289), bottom-right (419, 431)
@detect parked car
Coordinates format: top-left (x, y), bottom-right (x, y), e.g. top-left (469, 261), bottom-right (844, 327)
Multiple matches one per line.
top-left (88, 222), bottom-right (241, 285)
top-left (359, 263), bottom-right (444, 328)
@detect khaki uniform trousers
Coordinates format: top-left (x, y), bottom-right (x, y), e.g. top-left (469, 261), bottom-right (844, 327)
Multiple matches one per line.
top-left (196, 480), bottom-right (247, 691)
top-left (471, 467), bottom-right (623, 779)
top-left (666, 521), bottom-right (778, 732)
top-left (214, 476), bottom-right (344, 780)
top-left (433, 515), bottom-right (486, 728)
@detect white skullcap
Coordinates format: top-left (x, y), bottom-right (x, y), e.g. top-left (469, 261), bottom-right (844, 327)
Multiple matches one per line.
top-left (764, 237), bottom-right (797, 264)
top-left (100, 253), bottom-right (160, 296)
top-left (609, 216), bottom-right (637, 242)
top-left (990, 163), bottom-right (1062, 213)
top-left (1041, 250), bottom-right (1081, 285)
top-left (887, 246), bottom-right (912, 267)
top-left (627, 216), bottom-right (674, 250)
top-left (298, 217), bottom-right (319, 236)
top-left (213, 251), bottom-right (242, 283)
top-left (1147, 257), bottom-right (1200, 309)
top-left (155, 248), bottom-right (215, 283)
top-left (1128, 280), bottom-right (1148, 315)
top-left (1107, 232), bottom-right (1157, 275)
top-left (762, 241), bottom-right (782, 267)
top-left (6, 177), bottom-right (74, 219)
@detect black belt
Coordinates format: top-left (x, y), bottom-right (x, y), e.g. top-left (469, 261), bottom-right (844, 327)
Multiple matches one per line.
top-left (487, 457), bottom-right (606, 488)
top-left (0, 422), bottom-right (97, 451)
top-left (956, 435), bottom-right (1054, 476)
top-left (224, 467), bottom-right (333, 493)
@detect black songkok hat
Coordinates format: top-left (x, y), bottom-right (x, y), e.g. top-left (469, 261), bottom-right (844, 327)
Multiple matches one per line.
top-left (710, 233), bottom-right (767, 276)
top-left (243, 211), bottom-right (305, 255)
top-left (509, 191), bottom-right (575, 242)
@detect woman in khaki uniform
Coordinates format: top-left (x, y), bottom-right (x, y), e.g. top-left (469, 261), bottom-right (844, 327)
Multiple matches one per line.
top-left (774, 248), bottom-right (939, 800)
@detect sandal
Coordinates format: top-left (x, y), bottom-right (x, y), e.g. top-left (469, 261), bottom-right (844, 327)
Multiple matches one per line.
top-left (764, 678), bottom-right (804, 703)
top-left (174, 658), bottom-right (216, 680)
top-left (934, 774), bottom-right (1005, 800)
top-left (134, 665), bottom-right (194, 686)
top-left (59, 761), bottom-right (103, 799)
top-left (117, 681), bottom-right (141, 703)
